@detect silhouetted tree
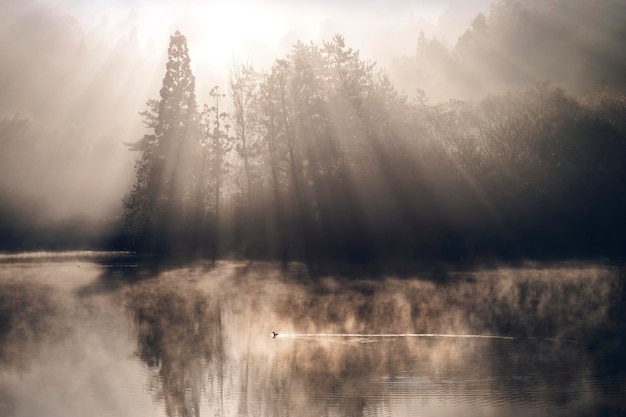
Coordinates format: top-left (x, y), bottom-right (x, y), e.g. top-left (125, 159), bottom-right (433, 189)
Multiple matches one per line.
top-left (229, 64), bottom-right (267, 255)
top-left (200, 86), bottom-right (232, 261)
top-left (119, 30), bottom-right (626, 265)
top-left (123, 31), bottom-right (201, 256)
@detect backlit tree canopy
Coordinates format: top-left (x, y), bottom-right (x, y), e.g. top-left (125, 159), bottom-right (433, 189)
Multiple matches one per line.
top-left (123, 31), bottom-right (203, 257)
top-left (120, 28), bottom-right (626, 264)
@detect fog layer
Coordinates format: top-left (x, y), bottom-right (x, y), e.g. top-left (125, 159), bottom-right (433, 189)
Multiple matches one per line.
top-left (1, 0), bottom-right (626, 262)
top-left (0, 259), bottom-right (624, 416)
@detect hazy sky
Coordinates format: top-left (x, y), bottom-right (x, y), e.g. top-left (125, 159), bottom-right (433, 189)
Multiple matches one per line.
top-left (21, 0), bottom-right (497, 115)
top-left (59, 0), bottom-right (494, 70)
top-left (0, 0), bottom-right (494, 223)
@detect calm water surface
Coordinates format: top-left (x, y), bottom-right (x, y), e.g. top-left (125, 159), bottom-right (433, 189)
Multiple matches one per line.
top-left (0, 253), bottom-right (624, 417)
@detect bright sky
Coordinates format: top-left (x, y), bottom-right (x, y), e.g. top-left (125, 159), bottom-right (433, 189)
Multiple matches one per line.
top-left (63, 0), bottom-right (494, 69)
top-left (1, 0), bottom-right (496, 221)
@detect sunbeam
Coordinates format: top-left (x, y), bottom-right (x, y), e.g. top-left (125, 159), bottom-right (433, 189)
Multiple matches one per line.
top-left (1, 1), bottom-right (625, 416)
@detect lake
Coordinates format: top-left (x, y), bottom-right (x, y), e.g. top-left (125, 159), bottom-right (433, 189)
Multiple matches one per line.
top-left (0, 252), bottom-right (624, 417)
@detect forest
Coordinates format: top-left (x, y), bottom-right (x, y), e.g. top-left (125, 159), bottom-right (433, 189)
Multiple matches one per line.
top-left (2, 0), bottom-right (626, 266)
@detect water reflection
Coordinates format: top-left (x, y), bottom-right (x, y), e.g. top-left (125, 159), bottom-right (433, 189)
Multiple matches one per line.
top-left (120, 262), bottom-right (624, 417)
top-left (0, 258), bottom-right (158, 417)
top-left (0, 259), bottom-right (624, 416)
top-left (126, 280), bottom-right (223, 417)
top-left (0, 278), bottom-right (65, 370)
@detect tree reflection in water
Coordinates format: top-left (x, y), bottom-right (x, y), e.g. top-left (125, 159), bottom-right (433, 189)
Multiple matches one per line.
top-left (122, 262), bottom-right (625, 417)
top-left (125, 279), bottom-right (223, 417)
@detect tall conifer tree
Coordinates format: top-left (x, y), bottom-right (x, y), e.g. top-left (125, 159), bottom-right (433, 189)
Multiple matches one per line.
top-left (123, 31), bottom-right (200, 255)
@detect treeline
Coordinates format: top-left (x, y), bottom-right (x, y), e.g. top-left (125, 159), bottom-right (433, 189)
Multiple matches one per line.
top-left (391, 0), bottom-right (626, 101)
top-left (120, 30), bottom-right (626, 263)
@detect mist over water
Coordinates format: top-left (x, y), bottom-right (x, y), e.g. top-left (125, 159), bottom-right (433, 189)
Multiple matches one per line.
top-left (1, 1), bottom-right (626, 415)
top-left (0, 256), bottom-right (624, 416)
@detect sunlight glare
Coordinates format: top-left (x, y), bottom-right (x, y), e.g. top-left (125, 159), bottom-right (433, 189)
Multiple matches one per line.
top-left (135, 1), bottom-right (289, 65)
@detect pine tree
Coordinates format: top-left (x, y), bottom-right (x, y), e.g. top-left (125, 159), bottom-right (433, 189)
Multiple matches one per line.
top-left (123, 31), bottom-right (200, 255)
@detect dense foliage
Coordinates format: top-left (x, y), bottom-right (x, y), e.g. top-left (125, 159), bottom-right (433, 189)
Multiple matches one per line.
top-left (120, 29), bottom-right (626, 263)
top-left (1, 0), bottom-right (625, 263)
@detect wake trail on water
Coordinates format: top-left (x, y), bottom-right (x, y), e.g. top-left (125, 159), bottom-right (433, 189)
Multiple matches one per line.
top-left (275, 333), bottom-right (515, 340)
top-left (273, 333), bottom-right (582, 344)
